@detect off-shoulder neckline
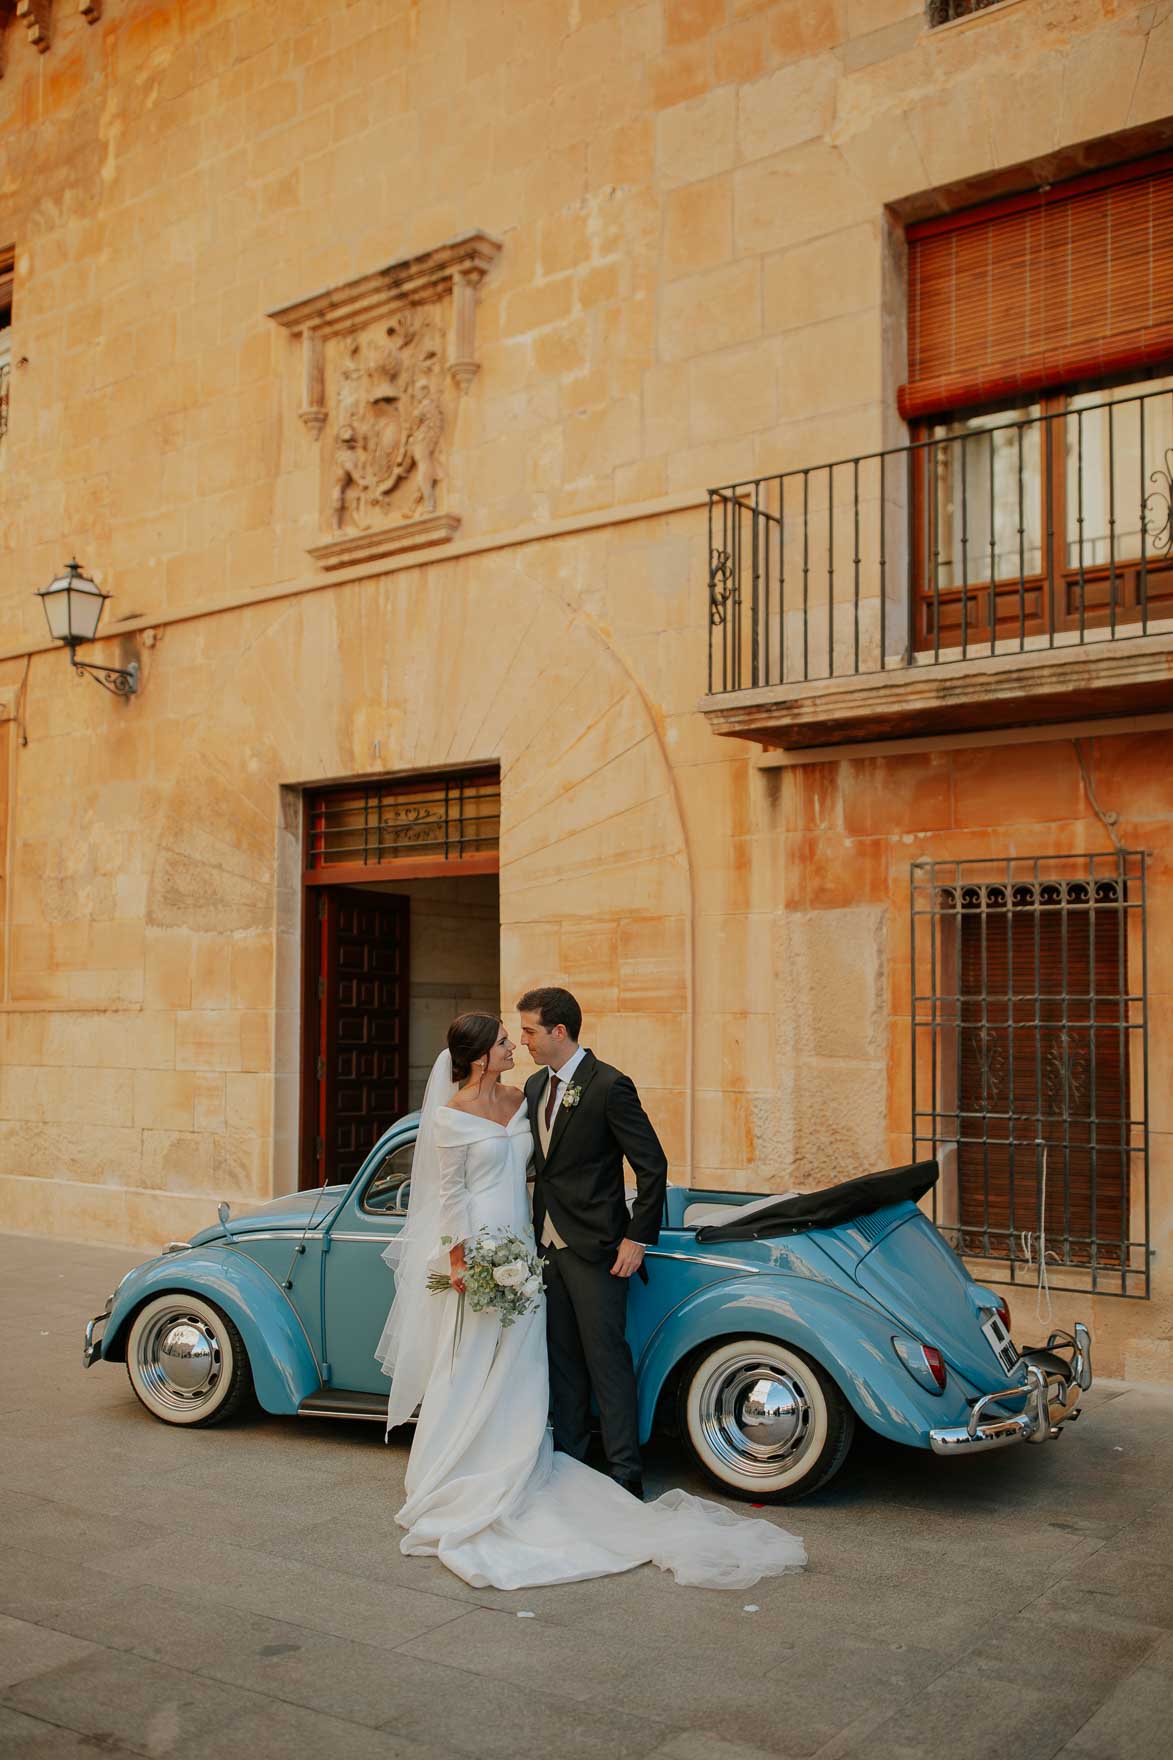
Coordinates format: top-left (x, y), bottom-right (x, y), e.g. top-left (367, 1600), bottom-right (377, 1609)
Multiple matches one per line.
top-left (437, 1100), bottom-right (529, 1131)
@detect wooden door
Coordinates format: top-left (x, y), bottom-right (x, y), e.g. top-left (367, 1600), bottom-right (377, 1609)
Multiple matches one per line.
top-left (305, 888), bottom-right (410, 1188)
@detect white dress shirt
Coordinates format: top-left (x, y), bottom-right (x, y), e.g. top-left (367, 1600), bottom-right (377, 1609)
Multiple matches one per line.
top-left (538, 1045), bottom-right (587, 1249)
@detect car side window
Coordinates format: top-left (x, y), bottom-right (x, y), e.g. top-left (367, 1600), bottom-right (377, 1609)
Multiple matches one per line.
top-left (361, 1140), bottom-right (415, 1215)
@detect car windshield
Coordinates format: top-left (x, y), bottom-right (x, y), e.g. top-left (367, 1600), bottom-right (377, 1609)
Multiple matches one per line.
top-left (362, 1138), bottom-right (415, 1215)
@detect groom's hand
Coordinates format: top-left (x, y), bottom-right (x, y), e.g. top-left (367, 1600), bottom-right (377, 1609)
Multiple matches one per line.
top-left (611, 1239), bottom-right (646, 1279)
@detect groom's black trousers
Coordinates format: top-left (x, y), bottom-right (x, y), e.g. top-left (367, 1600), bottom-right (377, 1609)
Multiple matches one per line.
top-left (542, 1245), bottom-right (642, 1482)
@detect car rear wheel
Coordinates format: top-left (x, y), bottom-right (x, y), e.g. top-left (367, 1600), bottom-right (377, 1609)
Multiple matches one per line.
top-left (125, 1294), bottom-right (254, 1427)
top-left (678, 1337), bottom-right (855, 1502)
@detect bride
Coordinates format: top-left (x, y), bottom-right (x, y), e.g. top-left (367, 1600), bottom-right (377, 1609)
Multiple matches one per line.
top-left (375, 1011), bottom-right (805, 1591)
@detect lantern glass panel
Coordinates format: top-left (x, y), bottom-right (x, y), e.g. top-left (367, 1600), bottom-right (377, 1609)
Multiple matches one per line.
top-left (40, 582), bottom-right (74, 640)
top-left (39, 569), bottom-right (106, 644)
top-left (69, 578), bottom-right (105, 642)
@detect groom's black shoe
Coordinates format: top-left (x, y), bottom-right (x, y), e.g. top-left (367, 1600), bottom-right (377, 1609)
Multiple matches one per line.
top-left (611, 1474), bottom-right (644, 1501)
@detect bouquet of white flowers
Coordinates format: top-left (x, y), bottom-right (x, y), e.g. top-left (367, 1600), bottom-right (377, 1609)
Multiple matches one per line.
top-left (427, 1228), bottom-right (544, 1347)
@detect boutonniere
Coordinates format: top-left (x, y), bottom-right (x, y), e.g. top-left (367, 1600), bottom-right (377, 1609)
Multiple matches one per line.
top-left (561, 1084), bottom-right (582, 1111)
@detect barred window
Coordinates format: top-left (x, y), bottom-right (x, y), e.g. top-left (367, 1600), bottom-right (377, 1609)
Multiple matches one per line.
top-left (927, 2), bottom-right (1009, 25)
top-left (306, 770), bottom-right (499, 877)
top-left (911, 851), bottom-right (1150, 1297)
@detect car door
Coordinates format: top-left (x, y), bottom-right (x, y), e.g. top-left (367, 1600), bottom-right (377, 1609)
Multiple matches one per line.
top-left (320, 1129), bottom-right (415, 1394)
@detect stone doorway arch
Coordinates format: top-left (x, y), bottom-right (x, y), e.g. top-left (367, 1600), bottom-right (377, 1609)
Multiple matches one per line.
top-left (145, 547), bottom-right (691, 1199)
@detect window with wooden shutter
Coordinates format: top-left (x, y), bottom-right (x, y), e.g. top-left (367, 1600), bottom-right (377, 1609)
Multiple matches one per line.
top-left (955, 887), bottom-right (1128, 1263)
top-left (911, 852), bottom-right (1150, 1298)
top-left (902, 154), bottom-right (1173, 421)
top-left (0, 245), bottom-right (12, 446)
top-left (905, 155), bottom-right (1173, 649)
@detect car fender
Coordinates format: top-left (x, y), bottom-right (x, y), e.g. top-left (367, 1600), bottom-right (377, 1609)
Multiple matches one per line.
top-left (635, 1272), bottom-right (969, 1447)
top-left (100, 1250), bottom-right (321, 1415)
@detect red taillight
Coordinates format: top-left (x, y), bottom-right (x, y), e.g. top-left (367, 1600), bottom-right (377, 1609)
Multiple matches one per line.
top-left (994, 1296), bottom-right (1012, 1333)
top-left (922, 1345), bottom-right (948, 1391)
top-left (892, 1334), bottom-right (949, 1393)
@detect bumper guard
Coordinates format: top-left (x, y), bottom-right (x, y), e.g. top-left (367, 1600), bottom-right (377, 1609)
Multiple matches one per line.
top-left (83, 1294), bottom-right (114, 1368)
top-left (930, 1323), bottom-right (1092, 1457)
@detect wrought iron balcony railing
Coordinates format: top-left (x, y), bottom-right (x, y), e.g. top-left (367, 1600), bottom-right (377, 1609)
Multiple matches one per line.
top-left (707, 384), bottom-right (1173, 699)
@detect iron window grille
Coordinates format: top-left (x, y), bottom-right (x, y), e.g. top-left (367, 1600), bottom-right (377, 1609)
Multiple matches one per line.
top-left (911, 850), bottom-right (1150, 1298)
top-left (927, 0), bottom-right (1005, 23)
top-left (307, 771), bottom-right (500, 871)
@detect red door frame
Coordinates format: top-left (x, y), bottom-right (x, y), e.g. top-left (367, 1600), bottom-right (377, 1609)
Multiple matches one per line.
top-left (298, 782), bottom-right (501, 1189)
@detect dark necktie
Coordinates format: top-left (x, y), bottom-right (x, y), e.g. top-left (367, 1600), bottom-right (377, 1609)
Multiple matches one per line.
top-left (544, 1074), bottom-right (560, 1133)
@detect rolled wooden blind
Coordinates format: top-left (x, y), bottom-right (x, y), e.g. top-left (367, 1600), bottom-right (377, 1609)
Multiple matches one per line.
top-left (902, 153), bottom-right (1173, 419)
top-left (956, 902), bottom-right (1128, 1262)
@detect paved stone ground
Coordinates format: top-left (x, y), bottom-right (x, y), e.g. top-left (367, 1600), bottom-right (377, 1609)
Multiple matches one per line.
top-left (1, 1233), bottom-right (1171, 1760)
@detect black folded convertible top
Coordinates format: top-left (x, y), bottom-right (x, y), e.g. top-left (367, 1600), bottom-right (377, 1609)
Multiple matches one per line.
top-left (694, 1159), bottom-right (940, 1243)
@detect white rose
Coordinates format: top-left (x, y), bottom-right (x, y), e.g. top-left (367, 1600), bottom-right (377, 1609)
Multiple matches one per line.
top-left (521, 1275), bottom-right (543, 1300)
top-left (493, 1260), bottom-right (529, 1288)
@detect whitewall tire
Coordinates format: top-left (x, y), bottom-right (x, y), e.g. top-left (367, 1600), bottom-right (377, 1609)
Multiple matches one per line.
top-left (679, 1337), bottom-right (855, 1502)
top-left (125, 1293), bottom-right (254, 1427)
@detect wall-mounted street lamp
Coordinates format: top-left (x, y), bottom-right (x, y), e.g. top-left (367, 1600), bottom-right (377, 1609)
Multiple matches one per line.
top-left (38, 561), bottom-right (139, 696)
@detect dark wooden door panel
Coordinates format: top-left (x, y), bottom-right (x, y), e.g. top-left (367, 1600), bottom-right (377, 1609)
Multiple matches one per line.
top-left (307, 889), bottom-right (410, 1187)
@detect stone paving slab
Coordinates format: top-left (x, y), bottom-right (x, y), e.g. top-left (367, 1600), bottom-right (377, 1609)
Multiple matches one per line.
top-left (0, 1619), bottom-right (97, 1694)
top-left (1, 1232), bottom-right (1172, 1760)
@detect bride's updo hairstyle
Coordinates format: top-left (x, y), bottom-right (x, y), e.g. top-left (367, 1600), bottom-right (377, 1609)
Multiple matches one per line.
top-left (448, 1012), bottom-right (501, 1084)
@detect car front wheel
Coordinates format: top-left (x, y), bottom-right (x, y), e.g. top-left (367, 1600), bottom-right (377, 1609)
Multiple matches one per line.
top-left (679, 1337), bottom-right (855, 1502)
top-left (125, 1293), bottom-right (254, 1427)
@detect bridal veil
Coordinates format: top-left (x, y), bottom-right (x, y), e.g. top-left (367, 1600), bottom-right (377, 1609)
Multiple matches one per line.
top-left (375, 1047), bottom-right (457, 1430)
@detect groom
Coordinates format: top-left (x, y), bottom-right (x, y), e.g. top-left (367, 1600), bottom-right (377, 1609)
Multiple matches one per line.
top-left (518, 986), bottom-right (668, 1500)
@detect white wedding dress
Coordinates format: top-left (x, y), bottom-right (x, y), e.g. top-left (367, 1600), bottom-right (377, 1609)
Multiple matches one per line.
top-left (378, 1066), bottom-right (805, 1593)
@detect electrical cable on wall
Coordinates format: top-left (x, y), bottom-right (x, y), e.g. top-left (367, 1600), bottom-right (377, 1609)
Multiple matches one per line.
top-left (17, 653), bottom-right (29, 747)
top-left (1074, 739), bottom-right (1124, 853)
top-left (1020, 1144), bottom-right (1058, 1323)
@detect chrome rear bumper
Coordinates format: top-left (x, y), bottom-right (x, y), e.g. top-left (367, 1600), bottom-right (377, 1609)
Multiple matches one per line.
top-left (930, 1323), bottom-right (1092, 1456)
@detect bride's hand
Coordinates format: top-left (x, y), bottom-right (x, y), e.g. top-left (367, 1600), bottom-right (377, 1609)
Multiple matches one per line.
top-left (449, 1244), bottom-right (467, 1293)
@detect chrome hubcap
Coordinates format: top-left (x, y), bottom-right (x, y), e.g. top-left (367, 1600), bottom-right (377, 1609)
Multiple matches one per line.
top-left (696, 1353), bottom-right (815, 1479)
top-left (136, 1310), bottom-right (223, 1410)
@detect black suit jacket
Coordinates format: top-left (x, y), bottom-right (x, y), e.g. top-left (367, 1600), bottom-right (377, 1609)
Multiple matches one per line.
top-left (526, 1049), bottom-right (668, 1263)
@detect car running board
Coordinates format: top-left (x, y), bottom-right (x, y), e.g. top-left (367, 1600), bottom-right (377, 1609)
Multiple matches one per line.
top-left (298, 1389), bottom-right (388, 1422)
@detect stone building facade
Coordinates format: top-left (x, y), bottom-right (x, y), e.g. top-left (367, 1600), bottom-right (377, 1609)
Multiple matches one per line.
top-left (0, 0), bottom-right (1171, 1379)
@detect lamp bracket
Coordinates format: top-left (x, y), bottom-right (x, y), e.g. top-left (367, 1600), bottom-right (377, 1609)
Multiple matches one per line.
top-left (71, 657), bottom-right (139, 697)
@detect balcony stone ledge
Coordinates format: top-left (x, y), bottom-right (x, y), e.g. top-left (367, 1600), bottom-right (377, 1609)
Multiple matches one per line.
top-left (700, 629), bottom-right (1173, 750)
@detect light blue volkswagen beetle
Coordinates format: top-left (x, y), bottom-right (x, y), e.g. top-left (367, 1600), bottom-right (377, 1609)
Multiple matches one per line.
top-left (84, 1118), bottom-right (1092, 1501)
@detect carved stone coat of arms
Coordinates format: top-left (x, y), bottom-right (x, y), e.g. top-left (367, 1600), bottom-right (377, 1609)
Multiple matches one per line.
top-left (269, 233), bottom-right (500, 569)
